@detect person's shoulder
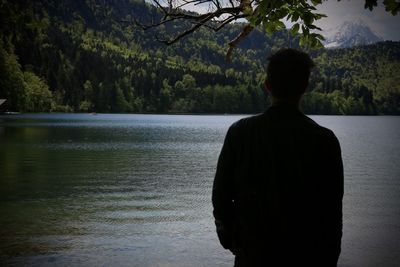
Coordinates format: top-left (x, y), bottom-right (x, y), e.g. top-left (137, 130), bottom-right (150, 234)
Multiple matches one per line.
top-left (224, 113), bottom-right (265, 141)
top-left (228, 113), bottom-right (265, 132)
top-left (302, 115), bottom-right (339, 142)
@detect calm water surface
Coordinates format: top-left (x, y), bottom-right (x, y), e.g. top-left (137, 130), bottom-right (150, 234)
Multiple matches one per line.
top-left (0, 114), bottom-right (399, 267)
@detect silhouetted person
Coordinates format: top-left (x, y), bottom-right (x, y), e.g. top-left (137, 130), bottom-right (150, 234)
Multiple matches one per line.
top-left (212, 49), bottom-right (343, 267)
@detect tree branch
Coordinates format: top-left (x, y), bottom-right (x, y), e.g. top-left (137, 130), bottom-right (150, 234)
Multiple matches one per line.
top-left (158, 20), bottom-right (205, 44)
top-left (135, 0), bottom-right (252, 60)
top-left (226, 24), bottom-right (254, 62)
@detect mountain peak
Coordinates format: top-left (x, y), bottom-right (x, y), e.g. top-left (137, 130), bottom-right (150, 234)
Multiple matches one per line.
top-left (323, 19), bottom-right (383, 48)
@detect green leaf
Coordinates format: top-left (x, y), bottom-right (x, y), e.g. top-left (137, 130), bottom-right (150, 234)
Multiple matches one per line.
top-left (291, 23), bottom-right (300, 34)
top-left (310, 33), bottom-right (325, 41)
top-left (258, 0), bottom-right (269, 16)
top-left (301, 25), bottom-right (309, 35)
top-left (311, 0), bottom-right (322, 5)
top-left (383, 0), bottom-right (400, 15)
top-left (314, 13), bottom-right (327, 19)
top-left (308, 24), bottom-right (322, 31)
top-left (291, 12), bottom-right (299, 22)
top-left (314, 39), bottom-right (324, 49)
top-left (303, 12), bottom-right (314, 26)
top-left (274, 9), bottom-right (287, 19)
top-left (275, 20), bottom-right (286, 30)
top-left (264, 21), bottom-right (275, 35)
top-left (299, 35), bottom-right (308, 47)
top-left (365, 0), bottom-right (378, 11)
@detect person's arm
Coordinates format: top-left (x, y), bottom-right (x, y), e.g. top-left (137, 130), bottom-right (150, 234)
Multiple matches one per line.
top-left (212, 126), bottom-right (236, 252)
top-left (323, 133), bottom-right (344, 263)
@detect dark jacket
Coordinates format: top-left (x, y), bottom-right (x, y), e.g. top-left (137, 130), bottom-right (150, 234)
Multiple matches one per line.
top-left (212, 105), bottom-right (343, 267)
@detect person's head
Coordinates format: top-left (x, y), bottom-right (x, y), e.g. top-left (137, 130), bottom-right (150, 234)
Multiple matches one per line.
top-left (265, 48), bottom-right (315, 103)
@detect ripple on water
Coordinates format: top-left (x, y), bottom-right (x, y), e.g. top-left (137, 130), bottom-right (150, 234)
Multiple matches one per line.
top-left (1, 114), bottom-right (399, 266)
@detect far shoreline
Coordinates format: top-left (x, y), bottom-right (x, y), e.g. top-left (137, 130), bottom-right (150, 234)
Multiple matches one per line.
top-left (0, 111), bottom-right (395, 116)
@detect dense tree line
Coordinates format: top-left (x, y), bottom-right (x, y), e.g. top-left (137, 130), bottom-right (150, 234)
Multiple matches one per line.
top-left (0, 0), bottom-right (399, 114)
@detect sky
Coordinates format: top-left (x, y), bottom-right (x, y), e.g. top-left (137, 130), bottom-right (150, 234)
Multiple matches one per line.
top-left (178, 0), bottom-right (400, 41)
top-left (315, 0), bottom-right (400, 41)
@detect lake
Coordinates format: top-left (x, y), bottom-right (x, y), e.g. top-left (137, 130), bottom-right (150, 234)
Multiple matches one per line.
top-left (0, 113), bottom-right (399, 267)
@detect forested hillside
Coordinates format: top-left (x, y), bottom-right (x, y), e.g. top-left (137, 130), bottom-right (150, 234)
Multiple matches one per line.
top-left (1, 0), bottom-right (399, 114)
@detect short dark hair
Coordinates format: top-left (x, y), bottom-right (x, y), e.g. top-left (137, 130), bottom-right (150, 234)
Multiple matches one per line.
top-left (266, 48), bottom-right (315, 99)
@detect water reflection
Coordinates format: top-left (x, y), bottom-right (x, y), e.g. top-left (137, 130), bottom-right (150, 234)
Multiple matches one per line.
top-left (0, 114), bottom-right (399, 266)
